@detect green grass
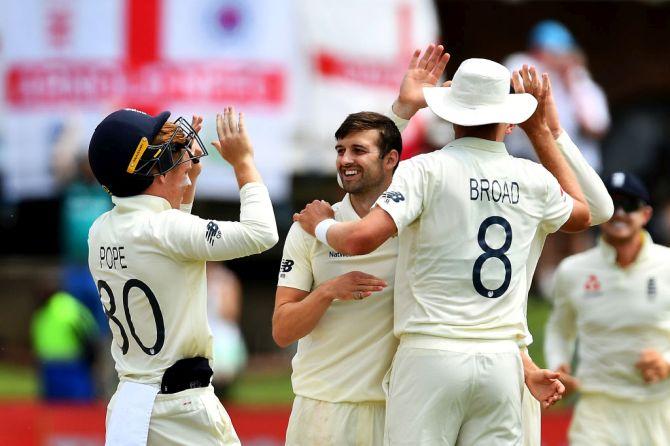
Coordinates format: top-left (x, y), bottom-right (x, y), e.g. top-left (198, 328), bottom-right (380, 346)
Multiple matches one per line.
top-left (228, 370), bottom-right (293, 405)
top-left (0, 363), bottom-right (38, 399)
top-left (0, 300), bottom-right (553, 403)
top-left (526, 295), bottom-right (552, 369)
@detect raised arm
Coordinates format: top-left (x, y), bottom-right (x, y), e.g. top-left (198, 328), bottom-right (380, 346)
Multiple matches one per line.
top-left (212, 107), bottom-right (264, 188)
top-left (180, 115), bottom-right (204, 212)
top-left (512, 66), bottom-right (591, 232)
top-left (155, 108), bottom-right (278, 261)
top-left (391, 43), bottom-right (451, 120)
top-left (543, 76), bottom-right (613, 225)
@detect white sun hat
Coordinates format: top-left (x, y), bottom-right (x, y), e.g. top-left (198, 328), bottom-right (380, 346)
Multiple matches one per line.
top-left (423, 58), bottom-right (537, 126)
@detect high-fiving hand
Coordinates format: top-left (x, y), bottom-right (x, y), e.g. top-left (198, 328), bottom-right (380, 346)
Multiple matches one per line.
top-left (393, 44), bottom-right (451, 119)
top-left (211, 106), bottom-right (254, 167)
top-left (187, 115), bottom-right (204, 181)
top-left (511, 65), bottom-right (551, 137)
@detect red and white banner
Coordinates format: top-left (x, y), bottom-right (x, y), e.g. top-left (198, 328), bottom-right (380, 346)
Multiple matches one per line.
top-left (1, 0), bottom-right (438, 199)
top-left (292, 0), bottom-right (439, 172)
top-left (2, 0), bottom-right (297, 200)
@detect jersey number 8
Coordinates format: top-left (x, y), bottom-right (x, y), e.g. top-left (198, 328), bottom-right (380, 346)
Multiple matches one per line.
top-left (98, 279), bottom-right (165, 356)
top-left (472, 216), bottom-right (512, 299)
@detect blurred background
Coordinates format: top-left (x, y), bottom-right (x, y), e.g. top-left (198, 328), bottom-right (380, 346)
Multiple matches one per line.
top-left (0, 0), bottom-right (668, 444)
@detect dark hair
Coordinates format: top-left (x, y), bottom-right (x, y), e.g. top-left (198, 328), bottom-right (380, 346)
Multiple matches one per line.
top-left (335, 112), bottom-right (403, 161)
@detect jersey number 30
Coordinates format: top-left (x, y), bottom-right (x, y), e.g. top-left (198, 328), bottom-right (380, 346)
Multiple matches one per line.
top-left (472, 216), bottom-right (512, 298)
top-left (98, 279), bottom-right (165, 355)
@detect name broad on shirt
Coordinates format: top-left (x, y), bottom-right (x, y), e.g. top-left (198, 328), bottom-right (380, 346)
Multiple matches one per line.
top-left (470, 178), bottom-right (519, 204)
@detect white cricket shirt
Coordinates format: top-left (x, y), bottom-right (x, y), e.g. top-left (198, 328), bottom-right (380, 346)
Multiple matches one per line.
top-left (278, 194), bottom-right (398, 403)
top-left (376, 137), bottom-right (573, 343)
top-left (88, 183), bottom-right (277, 384)
top-left (546, 232), bottom-right (670, 401)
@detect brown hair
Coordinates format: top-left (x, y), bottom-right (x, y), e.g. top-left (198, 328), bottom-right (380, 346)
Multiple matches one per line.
top-left (152, 122), bottom-right (188, 145)
top-left (335, 112), bottom-right (403, 162)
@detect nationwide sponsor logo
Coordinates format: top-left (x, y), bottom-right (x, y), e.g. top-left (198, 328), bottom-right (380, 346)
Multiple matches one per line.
top-left (205, 221), bottom-right (221, 245)
top-left (583, 274), bottom-right (602, 297)
top-left (329, 251), bottom-right (350, 258)
top-left (381, 191), bottom-right (405, 204)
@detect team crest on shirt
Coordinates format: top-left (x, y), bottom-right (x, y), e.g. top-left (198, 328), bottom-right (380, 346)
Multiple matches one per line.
top-left (583, 274), bottom-right (603, 297)
top-left (205, 221), bottom-right (222, 245)
top-left (381, 191), bottom-right (405, 204)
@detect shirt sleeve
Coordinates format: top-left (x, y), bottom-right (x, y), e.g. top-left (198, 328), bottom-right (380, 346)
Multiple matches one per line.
top-left (555, 131), bottom-right (613, 225)
top-left (149, 183), bottom-right (278, 261)
top-left (540, 170), bottom-right (574, 234)
top-left (375, 158), bottom-right (426, 234)
top-left (544, 262), bottom-right (578, 370)
top-left (276, 222), bottom-right (314, 292)
top-left (385, 105), bottom-right (410, 132)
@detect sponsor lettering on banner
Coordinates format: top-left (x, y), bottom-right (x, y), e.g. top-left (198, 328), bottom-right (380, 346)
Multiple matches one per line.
top-left (7, 62), bottom-right (285, 108)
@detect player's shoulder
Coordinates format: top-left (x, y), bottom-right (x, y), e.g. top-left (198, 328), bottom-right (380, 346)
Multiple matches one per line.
top-left (87, 209), bottom-right (112, 239)
top-left (648, 241), bottom-right (670, 260)
top-left (286, 220), bottom-right (315, 245)
top-left (331, 199), bottom-right (344, 215)
top-left (402, 150), bottom-right (444, 166)
top-left (396, 151), bottom-right (443, 177)
top-left (511, 156), bottom-right (550, 177)
top-left (509, 157), bottom-right (557, 190)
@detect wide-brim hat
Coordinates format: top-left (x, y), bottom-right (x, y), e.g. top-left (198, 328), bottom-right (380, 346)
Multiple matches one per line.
top-left (424, 58), bottom-right (537, 126)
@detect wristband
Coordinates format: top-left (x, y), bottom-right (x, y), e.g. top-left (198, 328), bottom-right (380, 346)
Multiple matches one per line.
top-left (315, 219), bottom-right (337, 247)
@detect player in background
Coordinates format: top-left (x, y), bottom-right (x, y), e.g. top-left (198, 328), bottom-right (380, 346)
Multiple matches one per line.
top-left (546, 172), bottom-right (670, 445)
top-left (295, 62), bottom-right (611, 444)
top-left (511, 67), bottom-right (615, 446)
top-left (273, 44), bottom-right (449, 446)
top-left (87, 107), bottom-right (278, 445)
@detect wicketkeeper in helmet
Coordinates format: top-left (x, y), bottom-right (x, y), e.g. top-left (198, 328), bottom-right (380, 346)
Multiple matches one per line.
top-left (88, 107), bottom-right (278, 445)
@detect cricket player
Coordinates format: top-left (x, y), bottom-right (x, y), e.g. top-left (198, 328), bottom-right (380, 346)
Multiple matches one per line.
top-left (546, 172), bottom-right (670, 445)
top-left (295, 62), bottom-right (610, 444)
top-left (87, 107), bottom-right (278, 445)
top-left (513, 68), bottom-right (615, 446)
top-left (273, 44), bottom-right (449, 446)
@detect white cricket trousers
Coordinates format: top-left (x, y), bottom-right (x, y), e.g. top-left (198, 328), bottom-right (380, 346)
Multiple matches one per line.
top-left (285, 395), bottom-right (386, 446)
top-left (521, 382), bottom-right (541, 446)
top-left (569, 393), bottom-right (670, 446)
top-left (107, 385), bottom-right (240, 446)
top-left (384, 335), bottom-right (524, 446)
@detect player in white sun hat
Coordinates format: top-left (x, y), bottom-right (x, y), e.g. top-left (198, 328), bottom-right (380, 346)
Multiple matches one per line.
top-left (294, 58), bottom-right (613, 444)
